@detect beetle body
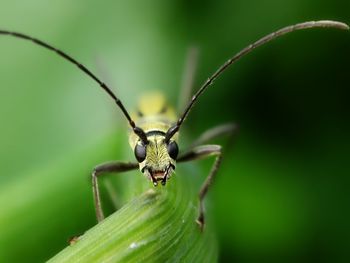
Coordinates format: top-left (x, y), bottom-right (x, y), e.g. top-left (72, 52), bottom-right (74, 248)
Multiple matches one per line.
top-left (129, 92), bottom-right (179, 186)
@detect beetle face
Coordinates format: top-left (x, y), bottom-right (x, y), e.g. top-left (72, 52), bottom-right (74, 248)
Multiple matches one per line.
top-left (134, 135), bottom-right (178, 186)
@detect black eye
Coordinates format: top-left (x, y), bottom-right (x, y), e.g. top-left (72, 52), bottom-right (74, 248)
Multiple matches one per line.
top-left (167, 141), bottom-right (179, 160)
top-left (134, 143), bottom-right (146, 162)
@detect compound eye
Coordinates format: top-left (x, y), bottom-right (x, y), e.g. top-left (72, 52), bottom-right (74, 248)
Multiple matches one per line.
top-left (134, 143), bottom-right (146, 163)
top-left (167, 141), bottom-right (179, 160)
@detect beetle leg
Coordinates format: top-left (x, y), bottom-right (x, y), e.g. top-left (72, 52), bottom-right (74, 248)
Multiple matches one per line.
top-left (178, 145), bottom-right (222, 230)
top-left (189, 122), bottom-right (238, 148)
top-left (178, 47), bottom-right (199, 113)
top-left (92, 161), bottom-right (138, 222)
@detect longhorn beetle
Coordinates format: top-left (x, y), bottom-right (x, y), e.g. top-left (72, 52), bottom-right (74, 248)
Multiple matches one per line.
top-left (1, 20), bottom-right (348, 229)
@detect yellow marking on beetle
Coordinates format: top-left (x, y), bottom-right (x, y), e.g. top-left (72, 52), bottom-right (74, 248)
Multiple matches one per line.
top-left (136, 92), bottom-right (176, 118)
top-left (129, 91), bottom-right (178, 149)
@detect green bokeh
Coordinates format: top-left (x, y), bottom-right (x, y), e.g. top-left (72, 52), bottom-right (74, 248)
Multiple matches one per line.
top-left (0, 0), bottom-right (349, 262)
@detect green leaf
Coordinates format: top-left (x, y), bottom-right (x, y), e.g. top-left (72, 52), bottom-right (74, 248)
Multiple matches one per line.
top-left (49, 172), bottom-right (218, 262)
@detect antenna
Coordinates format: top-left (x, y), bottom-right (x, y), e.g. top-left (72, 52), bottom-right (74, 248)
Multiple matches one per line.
top-left (165, 20), bottom-right (349, 142)
top-left (0, 30), bottom-right (148, 144)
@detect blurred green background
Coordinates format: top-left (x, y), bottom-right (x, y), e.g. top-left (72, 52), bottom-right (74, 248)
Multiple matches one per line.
top-left (0, 0), bottom-right (349, 262)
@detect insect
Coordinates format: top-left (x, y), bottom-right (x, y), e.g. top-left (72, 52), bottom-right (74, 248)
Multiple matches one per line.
top-left (1, 20), bottom-right (348, 230)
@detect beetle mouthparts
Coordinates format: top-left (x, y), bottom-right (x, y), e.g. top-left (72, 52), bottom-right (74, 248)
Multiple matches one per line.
top-left (150, 170), bottom-right (165, 186)
top-left (148, 165), bottom-right (173, 186)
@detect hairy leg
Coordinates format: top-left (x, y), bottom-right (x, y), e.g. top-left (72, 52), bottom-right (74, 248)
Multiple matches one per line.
top-left (92, 161), bottom-right (138, 222)
top-left (178, 47), bottom-right (199, 113)
top-left (178, 144), bottom-right (222, 230)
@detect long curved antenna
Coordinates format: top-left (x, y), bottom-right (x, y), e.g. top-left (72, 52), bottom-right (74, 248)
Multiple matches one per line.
top-left (165, 20), bottom-right (349, 142)
top-left (0, 30), bottom-right (148, 144)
